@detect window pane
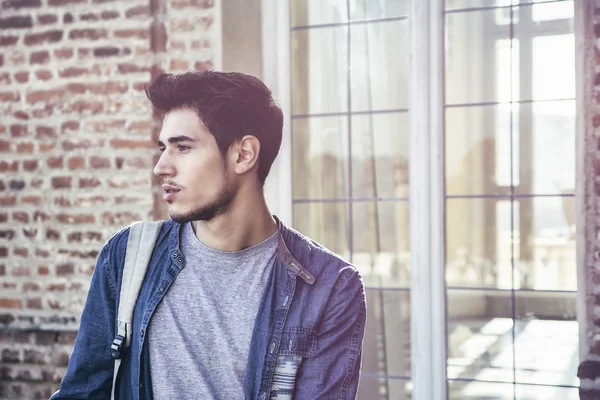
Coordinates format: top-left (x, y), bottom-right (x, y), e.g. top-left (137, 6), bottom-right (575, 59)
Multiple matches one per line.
top-left (353, 201), bottom-right (410, 288)
top-left (291, 26), bottom-right (348, 115)
top-left (447, 289), bottom-right (514, 383)
top-left (291, 0), bottom-right (347, 27)
top-left (446, 198), bottom-right (513, 289)
top-left (532, 0), bottom-right (574, 23)
top-left (514, 292), bottom-right (578, 386)
top-left (358, 378), bottom-right (411, 400)
top-left (513, 101), bottom-right (575, 196)
top-left (446, 9), bottom-right (510, 104)
top-left (446, 105), bottom-right (512, 196)
top-left (445, 0), bottom-right (500, 10)
top-left (361, 289), bottom-right (411, 386)
top-left (351, 113), bottom-right (409, 199)
top-left (516, 383), bottom-right (578, 400)
top-left (292, 202), bottom-right (349, 258)
top-left (532, 34), bottom-right (575, 101)
top-left (513, 196), bottom-right (576, 291)
top-left (350, 20), bottom-right (409, 111)
top-left (292, 116), bottom-right (348, 200)
top-left (449, 380), bottom-right (515, 399)
top-left (351, 0), bottom-right (409, 20)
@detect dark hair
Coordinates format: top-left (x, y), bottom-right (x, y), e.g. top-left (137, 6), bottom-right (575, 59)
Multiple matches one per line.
top-left (146, 70), bottom-right (284, 184)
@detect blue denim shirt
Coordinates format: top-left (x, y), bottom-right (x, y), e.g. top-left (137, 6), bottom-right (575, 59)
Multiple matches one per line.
top-left (51, 218), bottom-right (366, 399)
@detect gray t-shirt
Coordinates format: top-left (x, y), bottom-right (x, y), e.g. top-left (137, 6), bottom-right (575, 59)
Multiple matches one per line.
top-left (148, 222), bottom-right (278, 400)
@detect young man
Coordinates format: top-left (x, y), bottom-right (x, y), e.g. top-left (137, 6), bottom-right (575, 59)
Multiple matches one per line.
top-left (51, 71), bottom-right (367, 399)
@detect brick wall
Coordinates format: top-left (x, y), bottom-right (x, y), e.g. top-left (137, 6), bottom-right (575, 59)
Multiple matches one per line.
top-left (0, 0), bottom-right (220, 398)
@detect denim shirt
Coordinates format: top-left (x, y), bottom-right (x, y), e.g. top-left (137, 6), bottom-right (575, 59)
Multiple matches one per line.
top-left (51, 218), bottom-right (367, 400)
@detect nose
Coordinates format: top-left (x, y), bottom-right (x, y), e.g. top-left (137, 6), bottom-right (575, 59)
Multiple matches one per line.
top-left (153, 150), bottom-right (175, 178)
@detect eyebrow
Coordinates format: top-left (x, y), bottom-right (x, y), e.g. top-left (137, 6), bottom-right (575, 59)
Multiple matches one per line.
top-left (157, 135), bottom-right (197, 147)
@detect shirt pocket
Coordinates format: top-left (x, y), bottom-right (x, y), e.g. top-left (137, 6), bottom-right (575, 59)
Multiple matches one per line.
top-left (270, 328), bottom-right (317, 399)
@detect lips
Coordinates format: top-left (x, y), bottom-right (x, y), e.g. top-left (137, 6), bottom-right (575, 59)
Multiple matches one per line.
top-left (162, 184), bottom-right (180, 202)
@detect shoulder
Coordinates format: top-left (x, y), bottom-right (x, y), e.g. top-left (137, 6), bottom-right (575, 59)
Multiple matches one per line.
top-left (279, 222), bottom-right (363, 292)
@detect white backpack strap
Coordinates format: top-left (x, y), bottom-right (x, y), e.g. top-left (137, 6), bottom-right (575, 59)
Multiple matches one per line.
top-left (111, 220), bottom-right (163, 400)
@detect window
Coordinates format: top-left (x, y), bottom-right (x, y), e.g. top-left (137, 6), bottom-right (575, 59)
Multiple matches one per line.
top-left (281, 0), bottom-right (577, 398)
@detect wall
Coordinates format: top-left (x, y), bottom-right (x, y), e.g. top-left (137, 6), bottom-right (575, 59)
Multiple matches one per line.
top-left (0, 0), bottom-right (220, 398)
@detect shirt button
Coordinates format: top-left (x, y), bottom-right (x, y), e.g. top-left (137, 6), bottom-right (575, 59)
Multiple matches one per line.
top-left (140, 329), bottom-right (144, 338)
top-left (260, 392), bottom-right (266, 400)
top-left (140, 382), bottom-right (143, 389)
top-left (159, 287), bottom-right (164, 293)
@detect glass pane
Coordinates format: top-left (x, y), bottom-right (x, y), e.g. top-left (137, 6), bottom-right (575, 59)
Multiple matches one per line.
top-left (446, 10), bottom-right (510, 104)
top-left (447, 289), bottom-right (514, 383)
top-left (358, 378), bottom-right (411, 400)
top-left (446, 198), bottom-right (513, 288)
top-left (351, 0), bottom-right (409, 21)
top-left (291, 26), bottom-right (348, 115)
top-left (362, 289), bottom-right (411, 378)
top-left (531, 34), bottom-right (574, 101)
top-left (353, 201), bottom-right (410, 288)
top-left (291, 0), bottom-right (347, 27)
top-left (516, 383), bottom-right (578, 400)
top-left (449, 380), bottom-right (515, 399)
top-left (350, 20), bottom-right (409, 111)
top-left (445, 0), bottom-right (499, 10)
top-left (292, 116), bottom-right (348, 199)
top-left (514, 101), bottom-right (575, 195)
top-left (351, 113), bottom-right (409, 199)
top-left (292, 202), bottom-right (349, 258)
top-left (532, 0), bottom-right (574, 23)
top-left (514, 292), bottom-right (578, 386)
top-left (513, 196), bottom-right (576, 290)
top-left (446, 105), bottom-right (512, 196)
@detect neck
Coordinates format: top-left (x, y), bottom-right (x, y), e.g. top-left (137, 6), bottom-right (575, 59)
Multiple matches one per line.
top-left (190, 186), bottom-right (277, 252)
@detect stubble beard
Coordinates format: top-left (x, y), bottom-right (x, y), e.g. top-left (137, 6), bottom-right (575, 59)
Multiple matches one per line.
top-left (170, 180), bottom-right (235, 223)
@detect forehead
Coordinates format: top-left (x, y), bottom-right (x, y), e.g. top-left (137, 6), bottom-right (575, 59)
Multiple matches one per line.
top-left (159, 108), bottom-right (209, 141)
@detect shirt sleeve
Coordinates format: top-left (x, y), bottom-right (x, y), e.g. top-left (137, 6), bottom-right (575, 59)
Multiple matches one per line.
top-left (50, 242), bottom-right (118, 399)
top-left (293, 267), bottom-right (367, 400)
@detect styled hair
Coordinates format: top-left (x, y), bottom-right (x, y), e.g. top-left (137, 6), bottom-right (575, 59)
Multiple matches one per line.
top-left (145, 70), bottom-right (284, 184)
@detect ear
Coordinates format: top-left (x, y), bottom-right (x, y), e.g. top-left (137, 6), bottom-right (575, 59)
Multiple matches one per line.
top-left (232, 135), bottom-right (260, 175)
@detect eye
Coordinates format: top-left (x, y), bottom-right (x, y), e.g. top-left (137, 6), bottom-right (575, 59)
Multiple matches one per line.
top-left (177, 144), bottom-right (191, 152)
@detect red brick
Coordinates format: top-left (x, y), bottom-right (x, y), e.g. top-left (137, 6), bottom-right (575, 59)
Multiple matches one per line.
top-left (12, 211), bottom-right (29, 223)
top-left (195, 61), bottom-right (213, 71)
top-left (10, 125), bottom-right (28, 137)
top-left (69, 28), bottom-right (107, 40)
top-left (87, 82), bottom-right (129, 95)
top-left (0, 213), bottom-right (7, 223)
top-left (117, 63), bottom-right (150, 74)
top-left (0, 247), bottom-right (7, 257)
top-left (170, 59), bottom-right (189, 70)
top-left (21, 195), bottom-right (41, 205)
top-left (0, 196), bottom-right (17, 206)
top-left (0, 36), bottom-right (19, 46)
top-left (38, 266), bottom-right (49, 276)
top-left (125, 4), bottom-right (149, 18)
top-left (22, 160), bottom-right (38, 171)
top-left (27, 88), bottom-right (64, 104)
top-left (47, 157), bottom-right (63, 169)
top-left (39, 143), bottom-right (56, 152)
top-left (114, 28), bottom-right (148, 39)
top-left (0, 92), bottom-right (19, 102)
top-left (65, 99), bottom-right (103, 114)
top-left (85, 119), bottom-right (126, 132)
top-left (172, 0), bottom-right (213, 8)
top-left (79, 177), bottom-right (101, 188)
top-left (62, 139), bottom-right (91, 151)
top-left (0, 72), bottom-right (10, 84)
top-left (90, 156), bottom-right (110, 169)
top-left (48, 0), bottom-right (85, 5)
top-left (36, 125), bottom-right (56, 138)
top-left (47, 283), bottom-right (66, 292)
top-left (13, 111), bottom-right (28, 120)
top-left (66, 82), bottom-right (86, 94)
top-left (12, 266), bottom-right (30, 276)
top-left (23, 282), bottom-right (40, 292)
top-left (132, 82), bottom-right (148, 91)
top-left (14, 71), bottom-right (29, 83)
top-left (24, 30), bottom-right (63, 46)
top-left (38, 14), bottom-right (58, 25)
top-left (61, 120), bottom-right (80, 132)
top-left (67, 156), bottom-right (85, 170)
top-left (14, 248), bottom-right (28, 257)
top-left (0, 298), bottom-right (21, 308)
top-left (27, 298), bottom-right (42, 309)
top-left (51, 177), bottom-right (71, 189)
top-left (35, 70), bottom-right (53, 81)
top-left (0, 140), bottom-right (10, 152)
top-left (55, 213), bottom-right (95, 224)
top-left (54, 48), bottom-right (73, 60)
top-left (101, 10), bottom-right (119, 19)
top-left (23, 227), bottom-right (38, 239)
top-left (59, 66), bottom-right (88, 78)
top-left (54, 196), bottom-right (71, 207)
top-left (31, 178), bottom-right (44, 188)
top-left (30, 50), bottom-right (50, 64)
top-left (32, 105), bottom-right (53, 119)
top-left (16, 142), bottom-right (34, 153)
top-left (191, 39), bottom-right (211, 49)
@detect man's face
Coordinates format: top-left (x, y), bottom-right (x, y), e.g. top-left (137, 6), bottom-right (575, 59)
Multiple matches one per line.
top-left (153, 108), bottom-right (235, 223)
